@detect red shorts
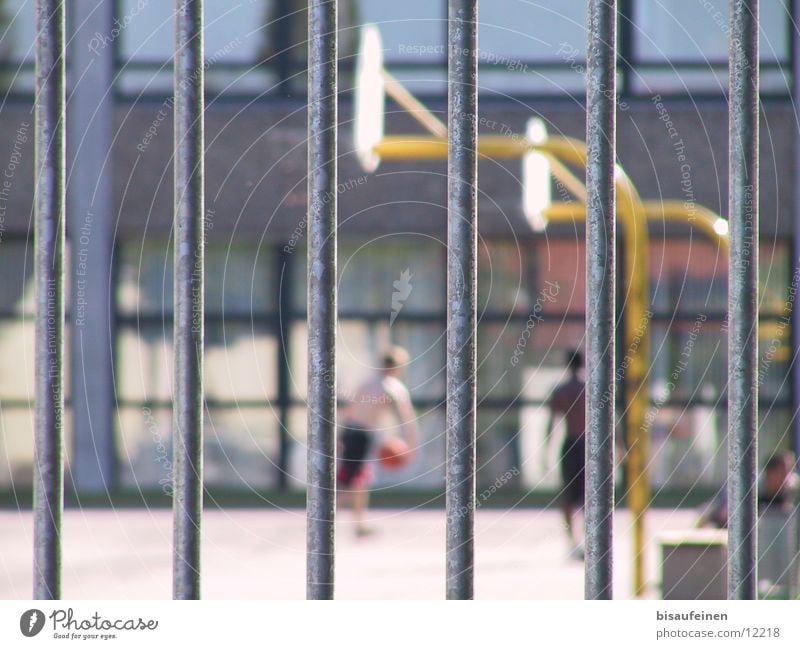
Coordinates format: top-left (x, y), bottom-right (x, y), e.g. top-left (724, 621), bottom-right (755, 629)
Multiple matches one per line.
top-left (337, 463), bottom-right (374, 490)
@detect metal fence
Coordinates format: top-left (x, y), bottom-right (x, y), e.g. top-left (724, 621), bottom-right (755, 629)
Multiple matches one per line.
top-left (31, 0), bottom-right (762, 600)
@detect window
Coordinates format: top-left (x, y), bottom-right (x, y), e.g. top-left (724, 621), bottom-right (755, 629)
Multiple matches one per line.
top-left (117, 0), bottom-right (278, 95)
top-left (2, 0), bottom-right (796, 98)
top-left (0, 0), bottom-right (38, 92)
top-left (115, 239), bottom-right (281, 490)
top-left (634, 0), bottom-right (790, 64)
top-left (0, 240), bottom-right (73, 488)
top-left (478, 0), bottom-right (587, 95)
top-left (631, 0), bottom-right (791, 94)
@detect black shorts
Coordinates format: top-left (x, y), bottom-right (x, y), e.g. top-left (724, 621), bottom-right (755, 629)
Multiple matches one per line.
top-left (560, 435), bottom-right (585, 506)
top-left (337, 423), bottom-right (373, 489)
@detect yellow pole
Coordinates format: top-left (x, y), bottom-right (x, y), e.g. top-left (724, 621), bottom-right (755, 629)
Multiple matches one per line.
top-left (375, 134), bottom-right (528, 158)
top-left (539, 138), bottom-right (651, 598)
top-left (373, 133), bottom-right (653, 596)
top-left (642, 200), bottom-right (730, 255)
top-left (381, 70), bottom-right (449, 139)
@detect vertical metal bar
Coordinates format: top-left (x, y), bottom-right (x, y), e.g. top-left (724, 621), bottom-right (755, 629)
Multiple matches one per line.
top-left (173, 0), bottom-right (204, 600)
top-left (306, 0), bottom-right (337, 600)
top-left (585, 0), bottom-right (617, 600)
top-left (68, 0), bottom-right (116, 494)
top-left (728, 0), bottom-right (759, 600)
top-left (33, 0), bottom-right (65, 600)
top-left (445, 0), bottom-right (478, 600)
top-left (791, 0), bottom-right (800, 467)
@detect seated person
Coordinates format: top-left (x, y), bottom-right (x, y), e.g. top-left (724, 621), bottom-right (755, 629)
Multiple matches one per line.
top-left (758, 452), bottom-right (799, 513)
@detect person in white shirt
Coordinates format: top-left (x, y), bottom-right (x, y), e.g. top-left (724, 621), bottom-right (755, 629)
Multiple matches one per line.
top-left (337, 346), bottom-right (419, 536)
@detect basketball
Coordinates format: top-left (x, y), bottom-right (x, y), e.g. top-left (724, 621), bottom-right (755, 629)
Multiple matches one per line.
top-left (377, 437), bottom-right (411, 470)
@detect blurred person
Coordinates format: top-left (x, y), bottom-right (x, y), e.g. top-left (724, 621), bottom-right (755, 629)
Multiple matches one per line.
top-left (544, 349), bottom-right (586, 560)
top-left (696, 452), bottom-right (799, 529)
top-left (758, 452), bottom-right (799, 512)
top-left (756, 452), bottom-right (800, 598)
top-left (337, 346), bottom-right (419, 537)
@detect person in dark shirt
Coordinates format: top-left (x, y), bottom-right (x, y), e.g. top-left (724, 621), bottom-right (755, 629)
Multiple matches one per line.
top-left (545, 349), bottom-right (586, 559)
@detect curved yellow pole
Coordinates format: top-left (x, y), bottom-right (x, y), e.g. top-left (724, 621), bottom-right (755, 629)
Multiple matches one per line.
top-left (373, 134), bottom-right (653, 597)
top-left (642, 200), bottom-right (730, 256)
top-left (539, 137), bottom-right (651, 598)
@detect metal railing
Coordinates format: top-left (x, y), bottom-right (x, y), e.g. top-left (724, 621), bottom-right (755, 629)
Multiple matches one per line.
top-left (30, 0), bottom-right (764, 600)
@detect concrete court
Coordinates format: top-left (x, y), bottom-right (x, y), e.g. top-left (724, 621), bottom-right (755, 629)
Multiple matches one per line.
top-left (0, 508), bottom-right (697, 599)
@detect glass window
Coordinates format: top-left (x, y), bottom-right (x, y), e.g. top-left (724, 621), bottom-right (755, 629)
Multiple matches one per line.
top-left (634, 0), bottom-right (790, 63)
top-left (0, 407), bottom-right (72, 489)
top-left (206, 243), bottom-right (275, 315)
top-left (0, 241), bottom-right (35, 315)
top-left (0, 320), bottom-right (34, 399)
top-left (0, 245), bottom-right (71, 402)
top-left (478, 323), bottom-right (528, 401)
top-left (116, 406), bottom-right (173, 491)
top-left (0, 407), bottom-right (33, 487)
top-left (0, 0), bottom-right (36, 71)
top-left (648, 400), bottom-right (726, 489)
top-left (649, 240), bottom-right (790, 316)
top-left (117, 241), bottom-right (173, 317)
top-left (205, 407), bottom-right (280, 489)
top-left (476, 407), bottom-right (525, 488)
top-left (358, 0), bottom-right (446, 64)
top-left (650, 239), bottom-right (727, 315)
top-left (478, 239), bottom-right (535, 315)
top-left (760, 240), bottom-right (791, 314)
top-left (117, 241), bottom-right (275, 316)
top-left (284, 406), bottom-right (309, 489)
top-left (647, 405), bottom-right (792, 490)
top-left (119, 0), bottom-right (266, 63)
top-left (116, 405), bottom-right (279, 490)
top-left (479, 1), bottom-right (586, 62)
top-left (649, 320), bottom-right (727, 404)
top-left (630, 68), bottom-right (790, 95)
top-left (477, 1), bottom-right (587, 94)
top-left (118, 0), bottom-right (281, 94)
top-left (290, 239), bottom-right (445, 315)
top-left (477, 321), bottom-right (584, 401)
top-left (537, 237), bottom-right (586, 315)
top-left (205, 323), bottom-right (278, 401)
top-left (759, 407), bottom-right (794, 463)
top-left (339, 239), bottom-right (445, 315)
top-left (757, 320), bottom-right (791, 402)
top-left (290, 319), bottom-right (446, 401)
top-left (116, 324), bottom-right (173, 402)
top-left (117, 322), bottom-right (278, 402)
top-left (477, 69), bottom-right (588, 96)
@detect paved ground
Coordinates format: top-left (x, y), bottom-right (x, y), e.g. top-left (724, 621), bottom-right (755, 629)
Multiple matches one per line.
top-left (0, 507), bottom-right (698, 599)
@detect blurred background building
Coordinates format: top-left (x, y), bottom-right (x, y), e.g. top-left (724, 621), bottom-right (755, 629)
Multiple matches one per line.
top-left (0, 0), bottom-right (796, 498)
